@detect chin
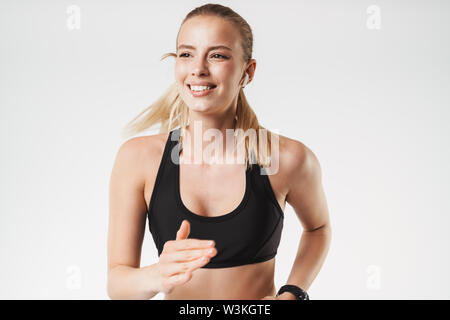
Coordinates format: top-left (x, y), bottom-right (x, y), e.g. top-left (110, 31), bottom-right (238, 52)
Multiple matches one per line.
top-left (187, 103), bottom-right (217, 113)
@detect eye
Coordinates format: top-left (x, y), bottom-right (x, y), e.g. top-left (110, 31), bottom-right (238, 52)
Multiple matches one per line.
top-left (177, 53), bottom-right (228, 59)
top-left (211, 53), bottom-right (228, 59)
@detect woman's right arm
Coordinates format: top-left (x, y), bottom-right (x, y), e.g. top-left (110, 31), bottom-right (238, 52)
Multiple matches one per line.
top-left (107, 136), bottom-right (217, 300)
top-left (107, 137), bottom-right (160, 300)
top-left (107, 264), bottom-right (160, 300)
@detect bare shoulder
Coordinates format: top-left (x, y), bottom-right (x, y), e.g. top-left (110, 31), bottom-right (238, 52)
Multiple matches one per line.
top-left (112, 132), bottom-right (169, 184)
top-left (272, 132), bottom-right (321, 189)
top-left (118, 132), bottom-right (168, 161)
top-left (279, 134), bottom-right (313, 168)
top-left (141, 132), bottom-right (171, 163)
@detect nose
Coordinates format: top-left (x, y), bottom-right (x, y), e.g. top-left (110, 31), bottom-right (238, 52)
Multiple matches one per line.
top-left (191, 57), bottom-right (209, 77)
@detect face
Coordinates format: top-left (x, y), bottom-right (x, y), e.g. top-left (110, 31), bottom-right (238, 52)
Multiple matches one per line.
top-left (175, 15), bottom-right (251, 115)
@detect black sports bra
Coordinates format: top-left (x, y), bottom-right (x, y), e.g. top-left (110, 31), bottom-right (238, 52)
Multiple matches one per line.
top-left (147, 128), bottom-right (284, 268)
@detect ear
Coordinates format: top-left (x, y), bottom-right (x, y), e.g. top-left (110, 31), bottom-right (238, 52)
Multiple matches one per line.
top-left (242, 73), bottom-right (249, 87)
top-left (242, 59), bottom-right (256, 87)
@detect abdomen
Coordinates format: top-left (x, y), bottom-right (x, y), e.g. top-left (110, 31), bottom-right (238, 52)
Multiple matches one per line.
top-left (164, 257), bottom-right (276, 300)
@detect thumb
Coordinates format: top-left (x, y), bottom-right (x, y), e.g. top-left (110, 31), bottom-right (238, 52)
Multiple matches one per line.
top-left (176, 220), bottom-right (190, 240)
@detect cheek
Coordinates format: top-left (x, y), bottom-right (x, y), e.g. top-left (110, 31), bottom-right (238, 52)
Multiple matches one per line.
top-left (214, 65), bottom-right (239, 87)
top-left (173, 65), bottom-right (187, 98)
top-left (174, 61), bottom-right (240, 90)
top-left (174, 62), bottom-right (187, 82)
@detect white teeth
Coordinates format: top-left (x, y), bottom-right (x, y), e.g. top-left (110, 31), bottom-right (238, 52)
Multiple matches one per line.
top-left (190, 85), bottom-right (214, 91)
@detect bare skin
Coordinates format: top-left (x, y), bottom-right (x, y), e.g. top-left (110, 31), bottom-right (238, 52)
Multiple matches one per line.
top-left (140, 131), bottom-right (295, 300)
top-left (107, 14), bottom-right (331, 300)
top-left (107, 126), bottom-right (328, 300)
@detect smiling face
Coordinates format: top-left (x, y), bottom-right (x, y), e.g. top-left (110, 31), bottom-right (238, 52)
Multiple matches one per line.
top-left (175, 15), bottom-right (248, 115)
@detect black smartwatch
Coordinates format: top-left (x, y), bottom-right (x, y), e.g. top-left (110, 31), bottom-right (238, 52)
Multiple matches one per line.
top-left (276, 284), bottom-right (310, 300)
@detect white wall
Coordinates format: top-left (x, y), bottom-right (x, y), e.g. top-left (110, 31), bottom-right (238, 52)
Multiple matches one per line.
top-left (1, 0), bottom-right (449, 299)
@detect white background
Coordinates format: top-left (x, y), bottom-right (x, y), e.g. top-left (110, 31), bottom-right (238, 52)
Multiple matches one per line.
top-left (1, 0), bottom-right (449, 299)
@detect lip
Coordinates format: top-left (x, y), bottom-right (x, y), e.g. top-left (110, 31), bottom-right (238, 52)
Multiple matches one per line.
top-left (187, 84), bottom-right (217, 97)
top-left (188, 81), bottom-right (216, 86)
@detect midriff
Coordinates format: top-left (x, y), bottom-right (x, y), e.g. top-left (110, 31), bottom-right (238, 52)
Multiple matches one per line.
top-left (164, 257), bottom-right (277, 300)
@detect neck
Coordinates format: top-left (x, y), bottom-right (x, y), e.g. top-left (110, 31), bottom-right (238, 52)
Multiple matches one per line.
top-left (180, 107), bottom-right (242, 166)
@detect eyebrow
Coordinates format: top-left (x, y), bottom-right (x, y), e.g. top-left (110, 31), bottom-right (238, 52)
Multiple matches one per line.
top-left (177, 44), bottom-right (233, 51)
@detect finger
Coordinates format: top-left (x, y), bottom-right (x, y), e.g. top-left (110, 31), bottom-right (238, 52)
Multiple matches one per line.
top-left (166, 238), bottom-right (215, 253)
top-left (164, 247), bottom-right (217, 263)
top-left (176, 220), bottom-right (190, 241)
top-left (162, 255), bottom-right (211, 277)
top-left (165, 270), bottom-right (192, 288)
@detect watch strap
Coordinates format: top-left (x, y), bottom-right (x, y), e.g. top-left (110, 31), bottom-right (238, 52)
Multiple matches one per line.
top-left (276, 284), bottom-right (310, 300)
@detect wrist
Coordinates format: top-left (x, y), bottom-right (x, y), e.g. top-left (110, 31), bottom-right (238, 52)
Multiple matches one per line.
top-left (141, 263), bottom-right (161, 297)
top-left (277, 292), bottom-right (298, 300)
top-left (276, 284), bottom-right (310, 300)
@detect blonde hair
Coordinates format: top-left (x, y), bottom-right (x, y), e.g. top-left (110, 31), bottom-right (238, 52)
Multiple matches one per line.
top-left (122, 3), bottom-right (275, 169)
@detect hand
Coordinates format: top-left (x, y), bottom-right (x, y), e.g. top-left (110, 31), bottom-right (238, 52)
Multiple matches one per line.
top-left (261, 292), bottom-right (298, 300)
top-left (155, 220), bottom-right (217, 294)
top-left (261, 295), bottom-right (277, 300)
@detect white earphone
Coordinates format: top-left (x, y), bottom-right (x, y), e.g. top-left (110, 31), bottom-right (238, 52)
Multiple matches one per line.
top-left (242, 73), bottom-right (249, 87)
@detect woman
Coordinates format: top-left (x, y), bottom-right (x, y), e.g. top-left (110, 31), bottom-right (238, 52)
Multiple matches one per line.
top-left (107, 3), bottom-right (331, 300)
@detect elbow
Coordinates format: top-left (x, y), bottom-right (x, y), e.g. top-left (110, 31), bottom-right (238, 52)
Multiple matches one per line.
top-left (106, 271), bottom-right (121, 300)
top-left (107, 278), bottom-right (117, 300)
top-left (305, 222), bottom-right (332, 233)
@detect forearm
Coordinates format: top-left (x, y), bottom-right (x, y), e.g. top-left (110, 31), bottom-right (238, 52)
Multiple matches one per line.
top-left (284, 224), bottom-right (332, 293)
top-left (107, 263), bottom-right (160, 300)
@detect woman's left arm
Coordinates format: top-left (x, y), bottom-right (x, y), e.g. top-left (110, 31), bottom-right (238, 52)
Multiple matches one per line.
top-left (264, 140), bottom-right (332, 300)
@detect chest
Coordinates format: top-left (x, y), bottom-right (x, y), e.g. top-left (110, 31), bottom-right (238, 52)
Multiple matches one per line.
top-left (178, 163), bottom-right (248, 217)
top-left (144, 150), bottom-right (288, 217)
